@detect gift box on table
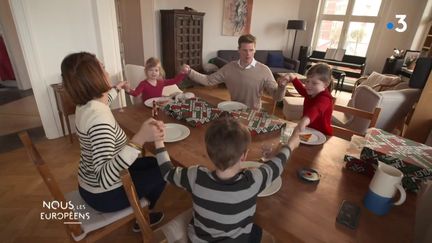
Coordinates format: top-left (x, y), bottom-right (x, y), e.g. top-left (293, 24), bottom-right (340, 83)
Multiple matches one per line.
top-left (344, 128), bottom-right (432, 192)
top-left (230, 109), bottom-right (286, 135)
top-left (164, 97), bottom-right (286, 135)
top-left (163, 98), bottom-right (225, 127)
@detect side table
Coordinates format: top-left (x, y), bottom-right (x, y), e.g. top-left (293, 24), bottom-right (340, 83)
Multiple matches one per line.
top-left (50, 83), bottom-right (75, 143)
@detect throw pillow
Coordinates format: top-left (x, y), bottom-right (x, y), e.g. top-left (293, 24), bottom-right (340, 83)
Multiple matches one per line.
top-left (266, 53), bottom-right (285, 68)
top-left (364, 72), bottom-right (401, 91)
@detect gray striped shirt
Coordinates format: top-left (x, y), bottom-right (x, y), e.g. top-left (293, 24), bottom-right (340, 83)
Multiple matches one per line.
top-left (156, 145), bottom-right (291, 242)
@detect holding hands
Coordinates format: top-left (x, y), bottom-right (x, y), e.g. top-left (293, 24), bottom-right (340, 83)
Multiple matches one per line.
top-left (277, 73), bottom-right (296, 87)
top-left (115, 80), bottom-right (132, 93)
top-left (114, 81), bottom-right (129, 91)
top-left (180, 64), bottom-right (191, 75)
top-left (131, 118), bottom-right (165, 146)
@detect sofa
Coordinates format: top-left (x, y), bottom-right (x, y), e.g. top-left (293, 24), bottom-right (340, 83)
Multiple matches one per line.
top-left (212, 50), bottom-right (299, 75)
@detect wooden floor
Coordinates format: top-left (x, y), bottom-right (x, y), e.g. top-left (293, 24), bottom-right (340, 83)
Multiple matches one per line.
top-left (0, 135), bottom-right (192, 243)
top-left (0, 86), bottom-right (352, 242)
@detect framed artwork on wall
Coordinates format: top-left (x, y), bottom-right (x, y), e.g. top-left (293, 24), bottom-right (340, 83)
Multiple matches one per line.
top-left (403, 50), bottom-right (420, 70)
top-left (222, 0), bottom-right (253, 36)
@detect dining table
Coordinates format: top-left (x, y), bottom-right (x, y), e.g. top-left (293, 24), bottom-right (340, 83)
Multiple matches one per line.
top-left (113, 89), bottom-right (416, 243)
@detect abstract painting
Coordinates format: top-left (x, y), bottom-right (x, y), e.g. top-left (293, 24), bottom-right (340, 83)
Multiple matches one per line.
top-left (222, 0), bottom-right (253, 36)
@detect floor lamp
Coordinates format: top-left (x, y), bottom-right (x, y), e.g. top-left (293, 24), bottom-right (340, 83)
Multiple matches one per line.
top-left (287, 20), bottom-right (306, 59)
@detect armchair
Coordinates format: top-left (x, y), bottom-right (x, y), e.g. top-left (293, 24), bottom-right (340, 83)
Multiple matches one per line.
top-left (333, 85), bottom-right (420, 134)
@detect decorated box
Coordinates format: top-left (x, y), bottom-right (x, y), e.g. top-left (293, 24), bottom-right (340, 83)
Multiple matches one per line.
top-left (163, 97), bottom-right (225, 127)
top-left (230, 109), bottom-right (286, 135)
top-left (164, 97), bottom-right (286, 135)
top-left (345, 128), bottom-right (432, 192)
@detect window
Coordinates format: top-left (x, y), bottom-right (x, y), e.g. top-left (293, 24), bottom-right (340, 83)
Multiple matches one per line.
top-left (313, 0), bottom-right (382, 57)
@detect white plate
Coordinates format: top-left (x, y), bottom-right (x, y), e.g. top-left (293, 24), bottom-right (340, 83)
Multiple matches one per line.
top-left (144, 97), bottom-right (172, 108)
top-left (240, 161), bottom-right (282, 197)
top-left (164, 123), bottom-right (190, 143)
top-left (299, 127), bottom-right (327, 145)
top-left (217, 101), bottom-right (248, 111)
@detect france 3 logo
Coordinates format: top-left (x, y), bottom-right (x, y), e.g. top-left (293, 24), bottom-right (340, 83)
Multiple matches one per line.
top-left (386, 15), bottom-right (407, 33)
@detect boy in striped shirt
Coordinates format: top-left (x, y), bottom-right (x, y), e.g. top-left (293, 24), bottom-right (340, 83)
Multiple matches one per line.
top-left (153, 117), bottom-right (300, 242)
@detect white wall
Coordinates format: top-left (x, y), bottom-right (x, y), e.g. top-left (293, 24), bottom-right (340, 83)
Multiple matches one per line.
top-left (155, 0), bottom-right (301, 62)
top-left (9, 0), bottom-right (123, 139)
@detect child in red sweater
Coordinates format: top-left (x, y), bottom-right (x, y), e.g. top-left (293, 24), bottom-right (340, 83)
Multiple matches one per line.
top-left (280, 63), bottom-right (334, 135)
top-left (125, 57), bottom-right (190, 103)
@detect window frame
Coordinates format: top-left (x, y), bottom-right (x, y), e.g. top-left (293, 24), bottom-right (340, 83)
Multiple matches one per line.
top-left (312, 0), bottom-right (385, 57)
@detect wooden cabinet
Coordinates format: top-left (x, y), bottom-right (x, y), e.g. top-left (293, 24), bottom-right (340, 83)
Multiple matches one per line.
top-left (51, 83), bottom-right (75, 143)
top-left (421, 23), bottom-right (432, 57)
top-left (160, 10), bottom-right (205, 78)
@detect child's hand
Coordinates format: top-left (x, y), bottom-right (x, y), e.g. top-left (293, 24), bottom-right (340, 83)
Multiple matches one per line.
top-left (123, 81), bottom-right (132, 92)
top-left (131, 118), bottom-right (164, 146)
top-left (180, 64), bottom-right (191, 74)
top-left (287, 127), bottom-right (301, 151)
top-left (278, 73), bottom-right (295, 86)
top-left (153, 120), bottom-right (166, 148)
top-left (114, 81), bottom-right (127, 90)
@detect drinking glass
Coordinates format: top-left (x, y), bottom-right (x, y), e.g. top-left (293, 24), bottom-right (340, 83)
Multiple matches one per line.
top-left (280, 126), bottom-right (294, 144)
top-left (260, 142), bottom-right (274, 161)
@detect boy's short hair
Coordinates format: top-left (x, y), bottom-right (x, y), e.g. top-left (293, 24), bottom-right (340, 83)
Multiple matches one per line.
top-left (205, 117), bottom-right (251, 171)
top-left (61, 52), bottom-right (111, 105)
top-left (238, 34), bottom-right (256, 48)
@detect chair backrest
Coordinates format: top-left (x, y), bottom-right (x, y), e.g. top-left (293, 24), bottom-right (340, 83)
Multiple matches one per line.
top-left (19, 131), bottom-right (149, 242)
top-left (18, 132), bottom-right (83, 238)
top-left (344, 85), bottom-right (382, 133)
top-left (124, 64), bottom-right (183, 100)
top-left (374, 88), bottom-right (421, 131)
top-left (332, 105), bottom-right (381, 140)
top-left (124, 64), bottom-right (146, 104)
top-left (343, 85), bottom-right (421, 133)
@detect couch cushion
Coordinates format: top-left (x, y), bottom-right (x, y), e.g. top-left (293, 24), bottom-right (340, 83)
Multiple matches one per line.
top-left (269, 67), bottom-right (292, 74)
top-left (217, 50), bottom-right (239, 62)
top-left (362, 72), bottom-right (401, 91)
top-left (267, 52), bottom-right (285, 68)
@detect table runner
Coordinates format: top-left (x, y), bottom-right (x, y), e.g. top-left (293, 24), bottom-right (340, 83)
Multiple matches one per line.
top-left (163, 97), bottom-right (286, 134)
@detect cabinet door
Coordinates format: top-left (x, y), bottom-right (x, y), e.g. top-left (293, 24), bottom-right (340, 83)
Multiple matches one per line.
top-left (187, 14), bottom-right (203, 70)
top-left (175, 14), bottom-right (192, 74)
top-left (174, 13), bottom-right (203, 74)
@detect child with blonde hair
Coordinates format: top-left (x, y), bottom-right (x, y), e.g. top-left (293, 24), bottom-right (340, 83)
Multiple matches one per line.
top-left (125, 57), bottom-right (190, 102)
top-left (280, 63), bottom-right (334, 135)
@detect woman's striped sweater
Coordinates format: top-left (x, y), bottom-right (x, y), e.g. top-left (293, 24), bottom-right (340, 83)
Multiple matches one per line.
top-left (75, 89), bottom-right (140, 193)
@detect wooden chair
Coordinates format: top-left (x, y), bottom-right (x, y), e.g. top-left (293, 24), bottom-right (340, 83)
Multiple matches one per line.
top-left (261, 94), bottom-right (277, 115)
top-left (332, 106), bottom-right (381, 140)
top-left (18, 131), bottom-right (151, 242)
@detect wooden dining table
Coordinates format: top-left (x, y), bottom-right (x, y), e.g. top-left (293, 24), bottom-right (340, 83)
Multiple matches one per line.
top-left (113, 90), bottom-right (416, 243)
